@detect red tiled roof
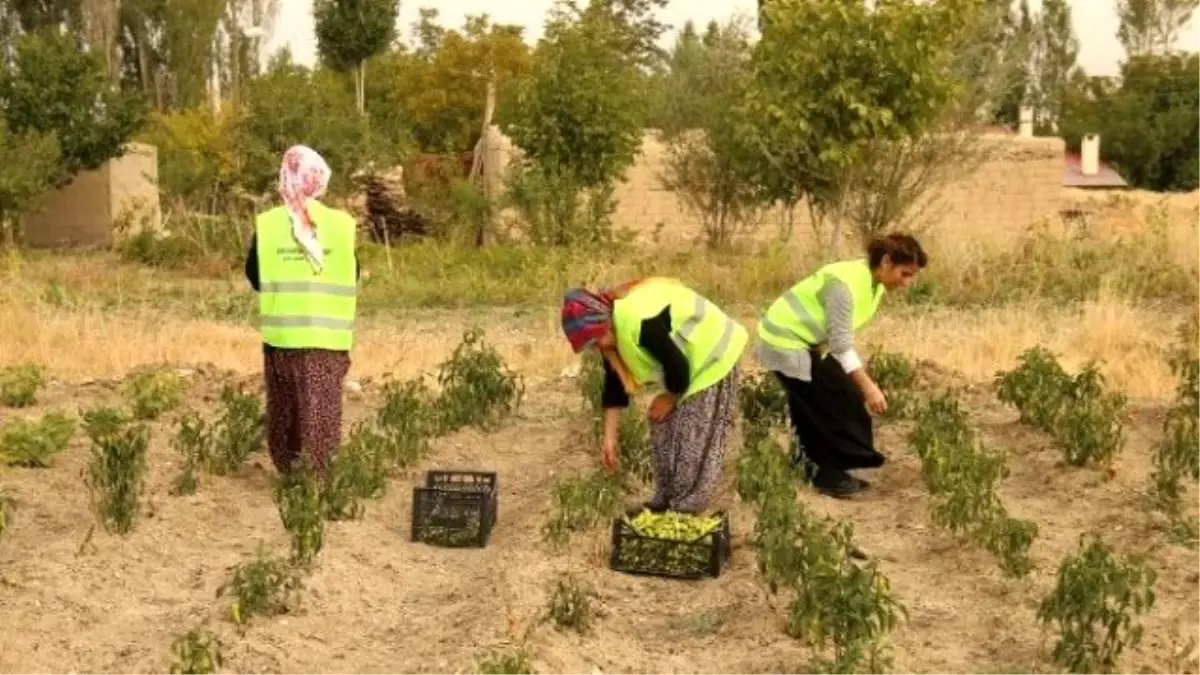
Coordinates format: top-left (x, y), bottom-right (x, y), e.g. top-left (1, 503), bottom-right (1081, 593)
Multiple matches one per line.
top-left (1062, 152), bottom-right (1128, 188)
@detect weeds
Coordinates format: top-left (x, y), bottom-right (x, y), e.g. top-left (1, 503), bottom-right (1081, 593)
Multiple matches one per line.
top-left (217, 545), bottom-right (302, 626)
top-left (272, 470), bottom-right (325, 566)
top-left (995, 349), bottom-right (1127, 469)
top-left (1036, 535), bottom-right (1156, 674)
top-left (545, 575), bottom-right (594, 633)
top-left (168, 629), bottom-right (223, 674)
top-left (82, 411), bottom-right (150, 535)
top-left (123, 368), bottom-right (184, 420)
top-left (0, 412), bottom-right (75, 467)
top-left (909, 392), bottom-right (1037, 578)
top-left (0, 363), bottom-right (45, 407)
top-left (542, 470), bottom-right (624, 548)
top-left (434, 327), bottom-right (524, 433)
top-left (616, 404), bottom-right (653, 485)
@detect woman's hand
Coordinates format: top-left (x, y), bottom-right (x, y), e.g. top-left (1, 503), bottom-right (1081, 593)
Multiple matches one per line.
top-left (862, 380), bottom-right (888, 416)
top-left (601, 436), bottom-right (620, 473)
top-left (648, 393), bottom-right (677, 423)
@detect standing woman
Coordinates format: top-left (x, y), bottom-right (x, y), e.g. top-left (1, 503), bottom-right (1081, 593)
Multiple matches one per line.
top-left (755, 234), bottom-right (927, 498)
top-left (244, 145), bottom-right (361, 476)
top-left (561, 278), bottom-right (748, 514)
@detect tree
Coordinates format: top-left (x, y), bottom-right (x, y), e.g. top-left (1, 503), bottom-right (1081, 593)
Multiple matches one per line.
top-left (313, 0), bottom-right (399, 114)
top-left (0, 121), bottom-right (61, 244)
top-left (501, 0), bottom-right (652, 245)
top-left (993, 0), bottom-right (1036, 127)
top-left (0, 30), bottom-right (145, 180)
top-left (1033, 0), bottom-right (1080, 128)
top-left (1116, 0), bottom-right (1199, 56)
top-left (657, 15), bottom-right (763, 249)
top-left (737, 0), bottom-right (968, 252)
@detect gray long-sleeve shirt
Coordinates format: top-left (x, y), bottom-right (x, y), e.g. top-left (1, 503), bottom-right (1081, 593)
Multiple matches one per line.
top-left (755, 276), bottom-right (861, 381)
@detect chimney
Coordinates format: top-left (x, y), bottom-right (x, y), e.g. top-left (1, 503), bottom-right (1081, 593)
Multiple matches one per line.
top-left (1081, 134), bottom-right (1100, 176)
top-left (1018, 106), bottom-right (1034, 138)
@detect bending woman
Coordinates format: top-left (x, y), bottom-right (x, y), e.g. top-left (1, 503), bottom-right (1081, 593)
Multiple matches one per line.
top-left (755, 234), bottom-right (927, 498)
top-left (561, 278), bottom-right (748, 514)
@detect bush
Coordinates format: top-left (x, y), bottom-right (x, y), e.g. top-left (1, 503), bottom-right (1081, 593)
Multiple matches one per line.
top-left (217, 545), bottom-right (302, 626)
top-left (0, 412), bottom-right (75, 468)
top-left (0, 363), bottom-right (45, 408)
top-left (123, 368), bottom-right (184, 420)
top-left (323, 426), bottom-right (388, 521)
top-left (272, 470), bottom-right (325, 567)
top-left (867, 350), bottom-right (917, 420)
top-left (542, 470), bottom-right (625, 548)
top-left (208, 384), bottom-right (265, 474)
top-left (82, 411), bottom-right (150, 535)
top-left (1148, 335), bottom-right (1199, 538)
top-left (475, 647), bottom-right (535, 675)
top-left (545, 575), bottom-right (594, 633)
top-left (374, 376), bottom-right (436, 466)
top-left (170, 412), bottom-right (210, 496)
top-left (434, 327), bottom-right (524, 432)
top-left (738, 371), bottom-right (789, 443)
top-left (168, 629), bottom-right (223, 675)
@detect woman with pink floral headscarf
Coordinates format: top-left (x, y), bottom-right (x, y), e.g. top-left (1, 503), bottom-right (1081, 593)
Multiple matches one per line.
top-left (244, 145), bottom-right (361, 476)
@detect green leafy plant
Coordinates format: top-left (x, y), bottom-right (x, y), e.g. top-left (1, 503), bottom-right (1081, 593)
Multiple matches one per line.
top-left (217, 545), bottom-right (302, 626)
top-left (909, 392), bottom-right (1037, 578)
top-left (475, 646), bottom-right (535, 675)
top-left (739, 371), bottom-right (789, 443)
top-left (170, 412), bottom-right (210, 496)
top-left (0, 412), bottom-right (75, 467)
top-left (374, 376), bottom-right (436, 466)
top-left (168, 629), bottom-right (223, 675)
top-left (994, 346), bottom-right (1071, 430)
top-left (83, 411), bottom-right (149, 535)
top-left (1149, 348), bottom-right (1199, 520)
top-left (1056, 365), bottom-right (1127, 469)
top-left (434, 327), bottom-right (524, 433)
top-left (542, 470), bottom-right (624, 548)
top-left (616, 403), bottom-right (653, 485)
top-left (545, 575), bottom-right (594, 633)
top-left (272, 470), bottom-right (325, 566)
top-left (123, 367), bottom-right (184, 420)
top-left (867, 349), bottom-right (917, 420)
top-left (208, 384), bottom-right (264, 475)
top-left (0, 489), bottom-right (13, 543)
top-left (736, 433), bottom-right (795, 506)
top-left (1036, 535), bottom-right (1156, 674)
top-left (323, 423), bottom-right (388, 521)
top-left (0, 363), bottom-right (45, 407)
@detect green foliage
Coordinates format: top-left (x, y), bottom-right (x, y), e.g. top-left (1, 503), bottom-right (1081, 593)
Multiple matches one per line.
top-left (739, 0), bottom-right (966, 218)
top-left (0, 120), bottom-right (61, 232)
top-left (475, 647), bottom-right (535, 675)
top-left (542, 470), bottom-right (625, 548)
top-left (545, 575), bottom-right (594, 633)
top-left (135, 108), bottom-right (242, 211)
top-left (170, 411), bottom-right (208, 496)
top-left (372, 376), bottom-right (436, 466)
top-left (323, 425), bottom-right (388, 521)
top-left (995, 348), bottom-right (1127, 469)
top-left (169, 629), bottom-right (223, 675)
top-left (1149, 339), bottom-right (1199, 528)
top-left (0, 412), bottom-right (75, 468)
top-left (910, 392), bottom-right (1038, 578)
top-left (501, 0), bottom-right (657, 244)
top-left (0, 363), bottom-right (45, 407)
top-left (313, 0), bottom-right (398, 71)
top-left (434, 328), bottom-right (524, 433)
top-left (272, 470), bottom-right (326, 567)
top-left (0, 30), bottom-right (144, 178)
top-left (123, 368), bottom-right (184, 420)
top-left (207, 384), bottom-right (265, 474)
top-left (217, 545), bottom-right (302, 626)
top-left (1060, 53), bottom-right (1198, 191)
top-left (0, 489), bottom-right (12, 543)
top-left (1032, 0), bottom-right (1080, 126)
top-left (83, 412), bottom-right (150, 535)
top-left (738, 371), bottom-right (788, 444)
top-left (736, 434), bottom-right (794, 506)
top-left (867, 350), bottom-right (918, 420)
top-left (1037, 535), bottom-right (1156, 674)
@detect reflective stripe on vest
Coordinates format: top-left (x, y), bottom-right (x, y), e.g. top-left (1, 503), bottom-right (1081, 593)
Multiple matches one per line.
top-left (256, 203), bottom-right (358, 351)
top-left (614, 281), bottom-right (748, 401)
top-left (756, 258), bottom-right (884, 351)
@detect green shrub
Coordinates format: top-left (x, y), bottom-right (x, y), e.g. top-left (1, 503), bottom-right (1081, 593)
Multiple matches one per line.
top-left (0, 412), bottom-right (75, 467)
top-left (0, 364), bottom-right (45, 407)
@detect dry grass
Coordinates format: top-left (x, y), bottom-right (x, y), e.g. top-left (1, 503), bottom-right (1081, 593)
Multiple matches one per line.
top-left (1, 189), bottom-right (1196, 401)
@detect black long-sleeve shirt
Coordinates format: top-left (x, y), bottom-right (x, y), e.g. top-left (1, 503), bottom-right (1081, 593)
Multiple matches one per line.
top-left (601, 307), bottom-right (691, 409)
top-left (243, 233), bottom-right (360, 291)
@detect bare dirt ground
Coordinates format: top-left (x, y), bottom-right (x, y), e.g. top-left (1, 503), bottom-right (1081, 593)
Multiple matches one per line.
top-left (1, 356), bottom-right (1197, 674)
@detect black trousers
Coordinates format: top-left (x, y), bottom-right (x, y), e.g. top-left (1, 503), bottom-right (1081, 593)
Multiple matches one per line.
top-left (773, 354), bottom-right (884, 475)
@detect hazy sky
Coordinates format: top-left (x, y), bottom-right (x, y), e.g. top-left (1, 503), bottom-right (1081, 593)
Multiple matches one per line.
top-left (264, 0), bottom-right (1200, 77)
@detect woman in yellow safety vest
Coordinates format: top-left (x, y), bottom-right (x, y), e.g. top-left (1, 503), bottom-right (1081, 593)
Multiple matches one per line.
top-left (756, 233), bottom-right (927, 498)
top-left (561, 278), bottom-right (748, 514)
top-left (244, 145), bottom-right (361, 477)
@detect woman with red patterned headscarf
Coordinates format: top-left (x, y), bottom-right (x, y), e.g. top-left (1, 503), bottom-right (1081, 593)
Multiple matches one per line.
top-left (244, 145), bottom-right (362, 477)
top-left (561, 278), bottom-right (748, 514)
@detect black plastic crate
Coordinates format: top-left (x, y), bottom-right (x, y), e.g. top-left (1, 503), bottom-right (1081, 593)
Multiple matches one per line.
top-left (410, 470), bottom-right (498, 548)
top-left (609, 508), bottom-right (731, 580)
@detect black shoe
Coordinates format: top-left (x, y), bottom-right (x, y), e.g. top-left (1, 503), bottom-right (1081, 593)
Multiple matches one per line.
top-left (642, 500), bottom-right (668, 513)
top-left (812, 468), bottom-right (863, 499)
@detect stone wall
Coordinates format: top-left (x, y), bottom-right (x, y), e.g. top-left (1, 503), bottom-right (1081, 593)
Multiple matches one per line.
top-left (20, 143), bottom-right (162, 248)
top-left (481, 127), bottom-right (1069, 247)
